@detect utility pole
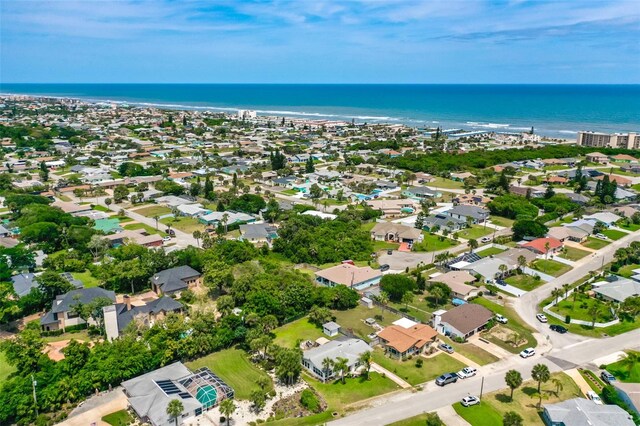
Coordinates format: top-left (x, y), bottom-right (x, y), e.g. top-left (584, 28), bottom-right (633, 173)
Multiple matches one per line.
top-left (31, 374), bottom-right (38, 417)
top-left (479, 376), bottom-right (485, 401)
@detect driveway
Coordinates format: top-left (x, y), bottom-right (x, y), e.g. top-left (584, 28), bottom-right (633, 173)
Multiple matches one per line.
top-left (61, 389), bottom-right (127, 426)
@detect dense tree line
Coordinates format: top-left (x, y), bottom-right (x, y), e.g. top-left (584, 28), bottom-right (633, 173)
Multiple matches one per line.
top-left (117, 162), bottom-right (164, 177)
top-left (487, 194), bottom-right (539, 220)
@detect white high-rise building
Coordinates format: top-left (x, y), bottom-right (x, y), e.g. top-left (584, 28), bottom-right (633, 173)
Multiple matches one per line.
top-left (577, 131), bottom-right (639, 149)
top-left (238, 109), bottom-right (257, 119)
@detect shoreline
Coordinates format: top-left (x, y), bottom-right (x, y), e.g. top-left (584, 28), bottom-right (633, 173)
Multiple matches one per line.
top-left (0, 91), bottom-right (630, 140)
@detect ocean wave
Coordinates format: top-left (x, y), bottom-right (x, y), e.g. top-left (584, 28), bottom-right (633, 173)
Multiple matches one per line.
top-left (466, 121), bottom-right (511, 129)
top-left (558, 130), bottom-right (578, 134)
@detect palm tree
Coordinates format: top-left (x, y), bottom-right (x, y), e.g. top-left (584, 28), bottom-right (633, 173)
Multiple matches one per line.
top-left (588, 305), bottom-right (601, 328)
top-left (166, 399), bottom-right (184, 426)
top-left (517, 255), bottom-right (527, 273)
top-left (334, 357), bottom-right (349, 384)
top-left (551, 377), bottom-right (564, 396)
top-left (503, 411), bottom-right (523, 426)
top-left (193, 230), bottom-right (202, 247)
top-left (402, 292), bottom-right (414, 310)
top-left (498, 264), bottom-right (508, 279)
top-left (358, 351), bottom-right (372, 380)
top-left (467, 239), bottom-right (478, 253)
top-left (377, 291), bottom-right (389, 317)
top-left (219, 398), bottom-right (235, 423)
top-left (562, 283), bottom-right (570, 299)
top-left (531, 363), bottom-right (550, 395)
top-left (505, 369), bottom-right (523, 401)
top-left (544, 241), bottom-right (551, 260)
top-left (321, 357), bottom-right (334, 382)
top-left (551, 288), bottom-right (562, 304)
top-left (616, 351), bottom-right (640, 378)
top-left (222, 213), bottom-right (229, 234)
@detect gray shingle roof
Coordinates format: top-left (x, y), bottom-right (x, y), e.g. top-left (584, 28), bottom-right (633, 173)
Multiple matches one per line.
top-left (150, 266), bottom-right (201, 293)
top-left (543, 397), bottom-right (635, 426)
top-left (116, 296), bottom-right (183, 331)
top-left (50, 287), bottom-right (116, 314)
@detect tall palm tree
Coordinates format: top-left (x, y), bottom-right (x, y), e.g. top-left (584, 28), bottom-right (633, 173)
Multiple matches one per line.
top-left (531, 363), bottom-right (550, 394)
top-left (505, 369), bottom-right (523, 401)
top-left (498, 264), bottom-right (508, 279)
top-left (467, 239), bottom-right (478, 253)
top-left (551, 377), bottom-right (564, 396)
top-left (193, 230), bottom-right (202, 247)
top-left (166, 399), bottom-right (184, 426)
top-left (219, 398), bottom-right (235, 423)
top-left (588, 305), bottom-right (601, 328)
top-left (616, 351), bottom-right (640, 378)
top-left (322, 357), bottom-right (334, 382)
top-left (562, 283), bottom-right (570, 299)
top-left (544, 242), bottom-right (551, 260)
top-left (517, 255), bottom-right (527, 273)
top-left (552, 288), bottom-right (562, 304)
top-left (334, 357), bottom-right (349, 384)
top-left (358, 351), bottom-right (372, 380)
top-left (376, 291), bottom-right (389, 317)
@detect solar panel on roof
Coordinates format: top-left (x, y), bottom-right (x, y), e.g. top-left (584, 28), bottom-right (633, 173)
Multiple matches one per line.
top-left (178, 392), bottom-right (191, 399)
top-left (155, 379), bottom-right (180, 395)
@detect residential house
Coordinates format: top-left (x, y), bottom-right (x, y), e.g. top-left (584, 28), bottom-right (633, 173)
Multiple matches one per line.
top-left (122, 362), bottom-right (234, 426)
top-left (40, 287), bottom-right (116, 332)
top-left (429, 271), bottom-right (479, 300)
top-left (611, 154), bottom-right (638, 163)
top-left (105, 229), bottom-right (164, 248)
top-left (547, 226), bottom-right (589, 243)
top-left (522, 237), bottom-right (564, 256)
top-left (422, 214), bottom-right (467, 232)
top-left (370, 222), bottom-right (423, 244)
top-left (403, 186), bottom-right (440, 199)
top-left (315, 263), bottom-right (382, 290)
top-left (443, 205), bottom-right (489, 224)
top-left (456, 257), bottom-right (511, 282)
top-left (585, 152), bottom-right (610, 164)
top-left (11, 273), bottom-right (38, 298)
top-left (452, 193), bottom-right (490, 207)
top-left (592, 276), bottom-right (640, 303)
top-left (104, 295), bottom-right (183, 341)
top-left (377, 321), bottom-right (438, 358)
top-left (238, 223), bottom-right (277, 245)
top-left (494, 247), bottom-right (539, 267)
top-left (176, 204), bottom-right (211, 217)
top-left (450, 172), bottom-right (474, 181)
top-left (613, 382), bottom-right (640, 416)
top-left (199, 211), bottom-right (255, 226)
top-left (563, 192), bottom-right (590, 205)
top-left (150, 266), bottom-right (202, 296)
top-left (301, 337), bottom-right (371, 381)
top-left (365, 199), bottom-right (418, 216)
top-left (542, 398), bottom-right (634, 426)
top-left (594, 174), bottom-right (632, 187)
top-left (584, 212), bottom-right (622, 227)
top-left (434, 304), bottom-right (493, 340)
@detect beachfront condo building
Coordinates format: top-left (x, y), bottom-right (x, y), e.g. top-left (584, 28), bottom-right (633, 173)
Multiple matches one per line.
top-left (577, 131), bottom-right (639, 149)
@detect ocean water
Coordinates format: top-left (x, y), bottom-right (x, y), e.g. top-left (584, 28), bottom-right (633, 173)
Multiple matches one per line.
top-left (1, 84), bottom-right (639, 138)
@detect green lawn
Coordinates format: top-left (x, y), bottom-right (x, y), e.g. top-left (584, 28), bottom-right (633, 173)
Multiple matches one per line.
top-left (546, 313), bottom-right (640, 338)
top-left (373, 240), bottom-right (400, 251)
top-left (456, 225), bottom-right (493, 240)
top-left (92, 204), bottom-right (111, 213)
top-left (0, 351), bottom-right (16, 387)
top-left (606, 351), bottom-right (640, 382)
top-left (602, 229), bottom-right (628, 241)
top-left (505, 274), bottom-right (544, 291)
top-left (453, 372), bottom-right (582, 426)
top-left (490, 216), bottom-right (515, 228)
top-left (430, 176), bottom-right (465, 189)
top-left (306, 372), bottom-right (399, 409)
top-left (388, 302), bottom-right (432, 323)
top-left (619, 264), bottom-right (640, 278)
top-left (386, 413), bottom-right (442, 426)
top-left (632, 183), bottom-right (640, 192)
top-left (531, 259), bottom-right (572, 277)
top-left (439, 336), bottom-right (499, 366)
top-left (72, 270), bottom-right (102, 288)
top-left (619, 222), bottom-right (640, 232)
top-left (43, 330), bottom-right (90, 343)
top-left (582, 237), bottom-right (611, 250)
top-left (281, 189), bottom-right (298, 195)
top-left (273, 317), bottom-right (326, 348)
top-left (185, 348), bottom-right (273, 400)
top-left (473, 298), bottom-right (537, 354)
top-left (123, 222), bottom-right (167, 236)
top-left (160, 216), bottom-right (204, 233)
top-left (332, 305), bottom-right (401, 342)
top-left (413, 233), bottom-right (457, 252)
top-left (549, 292), bottom-right (614, 323)
top-left (361, 222), bottom-right (377, 232)
top-left (102, 409), bottom-right (134, 426)
top-left (477, 246), bottom-right (507, 258)
top-left (269, 412), bottom-right (334, 426)
top-left (559, 246), bottom-right (590, 261)
top-left (134, 205), bottom-right (172, 217)
top-left (371, 350), bottom-right (465, 386)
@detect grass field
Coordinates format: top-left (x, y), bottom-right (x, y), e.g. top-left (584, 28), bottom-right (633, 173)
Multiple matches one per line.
top-left (606, 351), bottom-right (640, 382)
top-left (430, 177), bottom-right (465, 189)
top-left (281, 189), bottom-right (298, 195)
top-left (413, 233), bottom-right (457, 252)
top-left (386, 413), bottom-right (442, 426)
top-left (505, 274), bottom-right (544, 291)
top-left (185, 348), bottom-right (273, 400)
top-left (306, 372), bottom-right (399, 409)
top-left (102, 409), bottom-right (134, 426)
top-left (439, 336), bottom-right (499, 366)
top-left (490, 216), bottom-right (515, 228)
top-left (269, 412), bottom-right (334, 426)
top-left (0, 351), bottom-right (16, 387)
top-left (549, 292), bottom-right (614, 323)
top-left (160, 216), bottom-right (204, 233)
top-left (123, 222), bottom-right (167, 236)
top-left (453, 372), bottom-right (581, 426)
top-left (619, 264), bottom-right (640, 278)
top-left (134, 205), bottom-right (172, 217)
top-left (582, 237), bottom-right (611, 250)
top-left (43, 330), bottom-right (90, 343)
top-left (602, 229), bottom-right (628, 241)
top-left (477, 246), bottom-right (507, 258)
top-left (72, 270), bottom-right (102, 288)
top-left (371, 350), bottom-right (465, 386)
top-left (531, 259), bottom-right (572, 277)
top-left (332, 305), bottom-right (401, 342)
top-left (373, 240), bottom-right (401, 251)
top-left (456, 225), bottom-right (493, 240)
top-left (559, 246), bottom-right (590, 261)
top-left (473, 298), bottom-right (537, 354)
top-left (273, 317), bottom-right (326, 348)
top-left (619, 222), bottom-right (640, 232)
top-left (92, 204), bottom-right (111, 213)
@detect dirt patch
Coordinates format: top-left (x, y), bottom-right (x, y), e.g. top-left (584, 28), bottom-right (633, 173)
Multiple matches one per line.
top-left (271, 389), bottom-right (327, 420)
top-left (484, 325), bottom-right (523, 347)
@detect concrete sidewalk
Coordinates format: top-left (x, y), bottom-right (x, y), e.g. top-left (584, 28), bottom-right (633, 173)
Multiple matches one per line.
top-left (371, 362), bottom-right (412, 388)
top-left (564, 368), bottom-right (593, 396)
top-left (436, 405), bottom-right (472, 426)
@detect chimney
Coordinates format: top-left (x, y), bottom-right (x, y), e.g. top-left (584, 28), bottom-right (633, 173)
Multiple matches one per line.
top-left (124, 294), bottom-right (131, 311)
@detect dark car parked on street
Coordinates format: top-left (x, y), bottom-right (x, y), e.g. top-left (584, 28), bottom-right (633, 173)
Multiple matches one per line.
top-left (550, 324), bottom-right (568, 334)
top-left (436, 372), bottom-right (459, 386)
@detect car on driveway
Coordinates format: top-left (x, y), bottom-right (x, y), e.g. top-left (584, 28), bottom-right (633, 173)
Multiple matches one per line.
top-left (436, 372), bottom-right (458, 386)
top-left (387, 249), bottom-right (393, 255)
top-left (595, 233), bottom-right (608, 240)
top-left (480, 237), bottom-right (491, 243)
top-left (495, 314), bottom-right (508, 324)
top-left (550, 324), bottom-right (567, 333)
top-left (536, 313), bottom-right (548, 323)
top-left (520, 347), bottom-right (535, 358)
top-left (496, 279), bottom-right (507, 286)
top-left (438, 343), bottom-right (454, 354)
top-left (461, 396), bottom-right (480, 407)
top-left (380, 264), bottom-right (390, 272)
top-left (601, 371), bottom-right (616, 385)
top-left (162, 236), bottom-right (172, 242)
top-left (586, 391), bottom-right (603, 404)
top-left (457, 367), bottom-right (477, 379)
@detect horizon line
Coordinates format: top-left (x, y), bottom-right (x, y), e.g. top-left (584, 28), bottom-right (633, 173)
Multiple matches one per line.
top-left (2, 82), bottom-right (640, 86)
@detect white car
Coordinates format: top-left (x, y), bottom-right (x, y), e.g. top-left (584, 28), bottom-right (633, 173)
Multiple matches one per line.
top-left (457, 367), bottom-right (477, 379)
top-left (595, 233), bottom-right (608, 240)
top-left (495, 314), bottom-right (508, 324)
top-left (536, 313), bottom-right (548, 323)
top-left (520, 348), bottom-right (535, 358)
top-left (480, 237), bottom-right (492, 243)
top-left (586, 391), bottom-right (603, 404)
top-left (162, 236), bottom-right (172, 242)
top-left (461, 396), bottom-right (480, 407)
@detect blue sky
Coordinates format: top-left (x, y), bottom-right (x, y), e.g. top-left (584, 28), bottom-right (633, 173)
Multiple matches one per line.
top-left (1, 0), bottom-right (639, 83)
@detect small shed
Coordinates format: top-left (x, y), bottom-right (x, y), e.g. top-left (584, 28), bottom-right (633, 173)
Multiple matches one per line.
top-left (323, 321), bottom-right (341, 337)
top-left (360, 296), bottom-right (373, 309)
